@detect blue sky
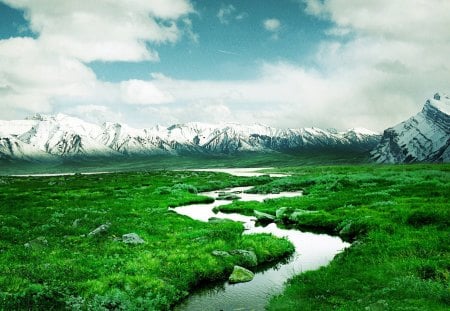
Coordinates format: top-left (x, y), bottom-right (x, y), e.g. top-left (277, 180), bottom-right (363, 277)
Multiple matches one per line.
top-left (0, 0), bottom-right (449, 130)
top-left (90, 0), bottom-right (332, 81)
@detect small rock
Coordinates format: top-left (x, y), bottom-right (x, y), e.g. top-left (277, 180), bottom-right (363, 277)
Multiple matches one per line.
top-left (275, 206), bottom-right (291, 219)
top-left (24, 237), bottom-right (48, 250)
top-left (212, 250), bottom-right (231, 257)
top-left (208, 217), bottom-right (229, 224)
top-left (72, 219), bottom-right (81, 228)
top-left (122, 233), bottom-right (145, 244)
top-left (217, 193), bottom-right (241, 200)
top-left (365, 300), bottom-right (388, 311)
top-left (230, 249), bottom-right (258, 267)
top-left (88, 223), bottom-right (110, 236)
top-left (228, 265), bottom-right (254, 283)
top-left (254, 210), bottom-right (275, 222)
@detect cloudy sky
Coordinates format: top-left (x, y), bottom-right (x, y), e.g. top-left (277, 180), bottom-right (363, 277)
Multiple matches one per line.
top-left (0, 0), bottom-right (449, 131)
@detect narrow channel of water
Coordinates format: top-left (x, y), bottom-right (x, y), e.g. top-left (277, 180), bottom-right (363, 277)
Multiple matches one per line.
top-left (173, 187), bottom-right (350, 311)
top-left (189, 167), bottom-right (290, 178)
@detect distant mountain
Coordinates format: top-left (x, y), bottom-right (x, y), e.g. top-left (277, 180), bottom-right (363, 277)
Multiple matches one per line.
top-left (0, 113), bottom-right (380, 162)
top-left (371, 93), bottom-right (450, 163)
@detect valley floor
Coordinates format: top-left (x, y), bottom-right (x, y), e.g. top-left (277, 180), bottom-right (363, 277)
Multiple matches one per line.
top-left (0, 163), bottom-right (449, 310)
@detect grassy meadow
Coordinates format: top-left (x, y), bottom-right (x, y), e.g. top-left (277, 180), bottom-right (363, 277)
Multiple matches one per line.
top-left (216, 164), bottom-right (450, 310)
top-left (0, 170), bottom-right (293, 310)
top-left (0, 161), bottom-right (449, 310)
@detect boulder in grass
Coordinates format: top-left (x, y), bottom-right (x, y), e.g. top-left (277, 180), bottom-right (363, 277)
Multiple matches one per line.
top-left (228, 265), bottom-right (254, 283)
top-left (217, 193), bottom-right (241, 201)
top-left (254, 210), bottom-right (275, 223)
top-left (275, 206), bottom-right (294, 221)
top-left (230, 249), bottom-right (258, 267)
top-left (88, 223), bottom-right (110, 237)
top-left (24, 236), bottom-right (48, 250)
top-left (212, 250), bottom-right (231, 257)
top-left (122, 233), bottom-right (145, 244)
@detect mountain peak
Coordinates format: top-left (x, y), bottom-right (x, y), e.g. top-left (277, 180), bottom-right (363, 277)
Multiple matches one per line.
top-left (426, 92), bottom-right (450, 116)
top-left (372, 92), bottom-right (450, 163)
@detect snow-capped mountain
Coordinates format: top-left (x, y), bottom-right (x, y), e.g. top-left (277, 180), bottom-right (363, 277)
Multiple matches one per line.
top-left (0, 113), bottom-right (380, 161)
top-left (371, 93), bottom-right (450, 163)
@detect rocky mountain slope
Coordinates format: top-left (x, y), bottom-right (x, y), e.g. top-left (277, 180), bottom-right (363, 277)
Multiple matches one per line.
top-left (371, 93), bottom-right (450, 163)
top-left (0, 114), bottom-right (380, 162)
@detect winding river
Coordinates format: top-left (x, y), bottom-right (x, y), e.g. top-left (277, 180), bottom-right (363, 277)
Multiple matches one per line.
top-left (173, 169), bottom-right (350, 311)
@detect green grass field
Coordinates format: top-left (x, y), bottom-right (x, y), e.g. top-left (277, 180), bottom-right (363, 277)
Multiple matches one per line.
top-left (0, 171), bottom-right (293, 310)
top-left (0, 162), bottom-right (449, 310)
top-left (216, 164), bottom-right (450, 310)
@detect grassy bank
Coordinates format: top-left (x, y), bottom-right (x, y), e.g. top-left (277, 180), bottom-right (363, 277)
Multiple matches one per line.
top-left (216, 164), bottom-right (450, 310)
top-left (0, 171), bottom-right (293, 310)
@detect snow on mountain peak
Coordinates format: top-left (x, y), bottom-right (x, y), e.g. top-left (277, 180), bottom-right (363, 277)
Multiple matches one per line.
top-left (0, 114), bottom-right (381, 160)
top-left (347, 128), bottom-right (380, 136)
top-left (371, 92), bottom-right (450, 163)
top-left (427, 92), bottom-right (450, 116)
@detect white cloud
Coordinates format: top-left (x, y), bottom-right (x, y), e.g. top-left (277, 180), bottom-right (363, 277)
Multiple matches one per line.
top-left (66, 104), bottom-right (122, 124)
top-left (304, 0), bottom-right (450, 43)
top-left (120, 80), bottom-right (173, 105)
top-left (217, 4), bottom-right (236, 24)
top-left (263, 18), bottom-right (281, 32)
top-left (144, 101), bottom-right (233, 126)
top-left (0, 37), bottom-right (98, 114)
top-left (0, 0), bottom-right (194, 119)
top-left (1, 0), bottom-right (193, 62)
top-left (235, 12), bottom-right (249, 20)
top-left (217, 4), bottom-right (247, 24)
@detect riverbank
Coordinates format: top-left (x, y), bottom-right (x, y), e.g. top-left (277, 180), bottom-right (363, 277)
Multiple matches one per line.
top-left (1, 164), bottom-right (448, 310)
top-left (173, 187), bottom-right (348, 310)
top-left (214, 164), bottom-right (450, 310)
top-left (0, 170), bottom-right (293, 310)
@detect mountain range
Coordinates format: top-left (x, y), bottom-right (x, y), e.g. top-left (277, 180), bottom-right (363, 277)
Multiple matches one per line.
top-left (0, 114), bottom-right (380, 162)
top-left (1, 92), bottom-right (448, 164)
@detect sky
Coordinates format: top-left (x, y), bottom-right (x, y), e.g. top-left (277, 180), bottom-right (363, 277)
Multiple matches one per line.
top-left (0, 0), bottom-right (449, 131)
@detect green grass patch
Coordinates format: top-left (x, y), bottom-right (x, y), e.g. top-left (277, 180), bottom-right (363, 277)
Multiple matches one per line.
top-left (0, 170), bottom-right (293, 310)
top-left (230, 164), bottom-right (449, 310)
top-left (211, 164), bottom-right (449, 309)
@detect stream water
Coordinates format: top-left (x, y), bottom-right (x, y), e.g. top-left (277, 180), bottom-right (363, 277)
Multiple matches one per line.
top-left (173, 183), bottom-right (350, 311)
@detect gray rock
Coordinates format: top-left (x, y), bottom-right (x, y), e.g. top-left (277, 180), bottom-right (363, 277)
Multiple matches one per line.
top-left (230, 249), bottom-right (258, 267)
top-left (275, 206), bottom-right (294, 221)
top-left (254, 210), bottom-right (275, 222)
top-left (217, 193), bottom-right (241, 200)
top-left (24, 237), bottom-right (48, 250)
top-left (122, 233), bottom-right (145, 244)
top-left (208, 217), bottom-right (229, 224)
top-left (72, 218), bottom-right (81, 228)
top-left (88, 223), bottom-right (110, 236)
top-left (365, 300), bottom-right (388, 311)
top-left (228, 265), bottom-right (254, 283)
top-left (212, 250), bottom-right (231, 257)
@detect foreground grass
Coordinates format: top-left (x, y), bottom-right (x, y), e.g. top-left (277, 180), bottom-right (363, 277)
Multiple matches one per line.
top-left (217, 164), bottom-right (450, 310)
top-left (0, 171), bottom-right (293, 310)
